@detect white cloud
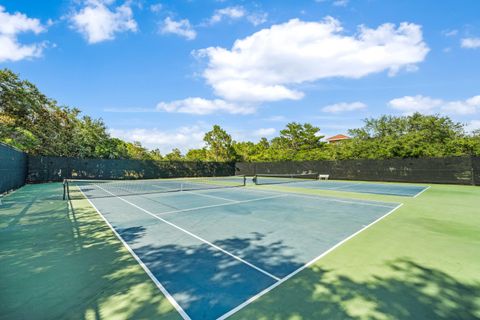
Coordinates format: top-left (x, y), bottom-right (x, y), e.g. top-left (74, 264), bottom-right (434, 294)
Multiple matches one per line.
top-left (442, 29), bottom-right (458, 37)
top-left (207, 6), bottom-right (267, 26)
top-left (333, 0), bottom-right (349, 7)
top-left (247, 12), bottom-right (268, 26)
top-left (465, 120), bottom-right (480, 133)
top-left (467, 95), bottom-right (480, 106)
top-left (161, 17), bottom-right (196, 40)
top-left (0, 6), bottom-right (46, 62)
top-left (322, 101), bottom-right (367, 113)
top-left (253, 128), bottom-right (276, 137)
top-left (109, 125), bottom-right (207, 153)
top-left (442, 96), bottom-right (480, 115)
top-left (389, 95), bottom-right (480, 115)
top-left (156, 97), bottom-right (255, 115)
top-left (461, 37), bottom-right (480, 49)
top-left (389, 95), bottom-right (442, 114)
top-left (315, 0), bottom-right (349, 6)
top-left (209, 6), bottom-right (245, 24)
top-left (195, 17), bottom-right (429, 103)
top-left (150, 3), bottom-right (162, 13)
top-left (231, 127), bottom-right (277, 142)
top-left (264, 115), bottom-right (287, 122)
top-left (70, 1), bottom-right (137, 44)
top-left (207, 6), bottom-right (268, 26)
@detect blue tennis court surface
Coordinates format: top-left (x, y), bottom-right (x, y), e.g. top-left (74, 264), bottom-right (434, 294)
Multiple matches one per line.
top-left (255, 178), bottom-right (428, 197)
top-left (79, 185), bottom-right (400, 320)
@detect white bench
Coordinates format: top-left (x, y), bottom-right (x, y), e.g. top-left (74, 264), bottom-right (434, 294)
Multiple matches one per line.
top-left (318, 174), bottom-right (330, 180)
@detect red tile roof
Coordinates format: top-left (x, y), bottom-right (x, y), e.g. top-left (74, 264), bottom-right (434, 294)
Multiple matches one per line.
top-left (326, 134), bottom-right (350, 141)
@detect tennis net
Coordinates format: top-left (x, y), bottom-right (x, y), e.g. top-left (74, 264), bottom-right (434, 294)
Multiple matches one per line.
top-left (63, 176), bottom-right (246, 200)
top-left (253, 173), bottom-right (319, 185)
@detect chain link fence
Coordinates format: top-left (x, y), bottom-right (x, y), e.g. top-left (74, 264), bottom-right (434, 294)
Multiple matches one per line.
top-left (236, 156), bottom-right (479, 185)
top-left (0, 142), bottom-right (27, 194)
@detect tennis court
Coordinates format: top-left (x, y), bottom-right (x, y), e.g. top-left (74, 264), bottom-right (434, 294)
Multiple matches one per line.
top-left (66, 177), bottom-right (401, 319)
top-left (253, 174), bottom-right (429, 197)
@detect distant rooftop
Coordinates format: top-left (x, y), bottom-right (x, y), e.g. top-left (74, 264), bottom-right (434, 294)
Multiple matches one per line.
top-left (326, 134), bottom-right (351, 143)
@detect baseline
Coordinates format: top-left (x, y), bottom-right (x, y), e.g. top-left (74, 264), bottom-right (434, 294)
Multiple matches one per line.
top-left (413, 185), bottom-right (431, 198)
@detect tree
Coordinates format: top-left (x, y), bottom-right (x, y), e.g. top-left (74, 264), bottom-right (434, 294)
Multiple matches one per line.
top-left (203, 125), bottom-right (236, 161)
top-left (185, 148), bottom-right (207, 161)
top-left (265, 122), bottom-right (326, 160)
top-left (347, 113), bottom-right (468, 158)
top-left (73, 115), bottom-right (112, 158)
top-left (462, 129), bottom-right (480, 156)
top-left (0, 69), bottom-right (157, 160)
top-left (273, 122), bottom-right (324, 151)
top-left (232, 141), bottom-right (255, 161)
top-left (149, 148), bottom-right (163, 161)
top-left (0, 68), bottom-right (70, 155)
top-left (124, 141), bottom-right (150, 160)
top-left (164, 148), bottom-right (183, 161)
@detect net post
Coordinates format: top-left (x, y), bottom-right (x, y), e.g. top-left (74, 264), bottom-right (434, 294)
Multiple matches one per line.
top-left (243, 175), bottom-right (247, 186)
top-left (62, 179), bottom-right (68, 200)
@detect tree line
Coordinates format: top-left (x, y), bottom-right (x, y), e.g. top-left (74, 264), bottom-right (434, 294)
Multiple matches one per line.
top-left (1, 69), bottom-right (479, 162)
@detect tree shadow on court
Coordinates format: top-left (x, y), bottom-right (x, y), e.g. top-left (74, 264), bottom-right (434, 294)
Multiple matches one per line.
top-left (132, 231), bottom-right (302, 318)
top-left (117, 226), bottom-right (147, 243)
top-left (230, 258), bottom-right (480, 320)
top-left (213, 231), bottom-right (304, 277)
top-left (0, 183), bottom-right (181, 320)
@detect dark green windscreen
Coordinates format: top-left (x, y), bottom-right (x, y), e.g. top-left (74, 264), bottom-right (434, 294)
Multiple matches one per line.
top-left (28, 156), bottom-right (237, 182)
top-left (236, 156), bottom-right (478, 185)
top-left (0, 143), bottom-right (27, 194)
top-left (472, 157), bottom-right (480, 185)
top-left (20, 154), bottom-right (480, 186)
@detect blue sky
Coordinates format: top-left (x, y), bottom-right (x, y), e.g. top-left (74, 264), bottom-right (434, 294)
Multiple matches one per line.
top-left (1, 0), bottom-right (480, 153)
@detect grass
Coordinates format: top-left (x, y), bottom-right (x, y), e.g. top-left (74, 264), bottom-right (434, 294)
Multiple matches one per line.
top-left (1, 182), bottom-right (479, 319)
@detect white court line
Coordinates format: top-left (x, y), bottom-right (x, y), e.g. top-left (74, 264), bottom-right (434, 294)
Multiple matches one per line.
top-left (264, 180), bottom-right (427, 197)
top-left (183, 190), bottom-right (238, 202)
top-left (153, 194), bottom-right (288, 217)
top-left (217, 202), bottom-right (405, 320)
top-left (320, 183), bottom-right (360, 190)
top-left (246, 187), bottom-right (398, 208)
top-left (76, 187), bottom-right (192, 320)
top-left (95, 184), bottom-right (281, 282)
top-left (413, 185), bottom-right (431, 198)
top-left (313, 182), bottom-right (430, 197)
